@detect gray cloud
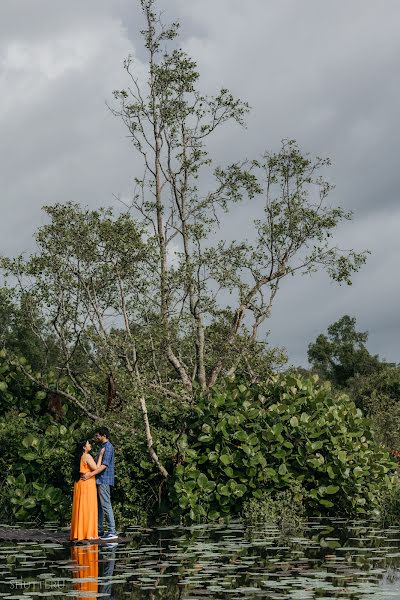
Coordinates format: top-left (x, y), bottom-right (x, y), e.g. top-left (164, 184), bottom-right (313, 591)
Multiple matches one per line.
top-left (1, 0), bottom-right (399, 365)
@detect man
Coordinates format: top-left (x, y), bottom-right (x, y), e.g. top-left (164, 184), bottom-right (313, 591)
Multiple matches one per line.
top-left (81, 426), bottom-right (117, 540)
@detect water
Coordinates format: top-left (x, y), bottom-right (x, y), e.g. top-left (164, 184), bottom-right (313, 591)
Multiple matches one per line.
top-left (1, 518), bottom-right (400, 599)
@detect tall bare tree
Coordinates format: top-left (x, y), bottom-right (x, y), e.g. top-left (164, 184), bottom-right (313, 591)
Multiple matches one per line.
top-left (1, 0), bottom-right (367, 477)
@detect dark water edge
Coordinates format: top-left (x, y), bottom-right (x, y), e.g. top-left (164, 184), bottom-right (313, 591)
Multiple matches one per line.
top-left (2, 518), bottom-right (400, 599)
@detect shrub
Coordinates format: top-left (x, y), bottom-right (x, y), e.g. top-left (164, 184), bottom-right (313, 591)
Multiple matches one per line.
top-left (171, 374), bottom-right (396, 521)
top-left (377, 475), bottom-right (400, 526)
top-left (349, 366), bottom-right (400, 449)
top-left (0, 413), bottom-right (82, 523)
top-left (242, 482), bottom-right (305, 534)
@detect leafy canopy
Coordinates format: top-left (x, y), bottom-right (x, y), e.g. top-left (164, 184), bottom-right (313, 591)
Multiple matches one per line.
top-left (308, 315), bottom-right (381, 387)
top-left (172, 373), bottom-right (395, 521)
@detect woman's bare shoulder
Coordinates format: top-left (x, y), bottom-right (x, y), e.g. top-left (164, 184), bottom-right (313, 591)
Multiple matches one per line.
top-left (82, 453), bottom-right (95, 464)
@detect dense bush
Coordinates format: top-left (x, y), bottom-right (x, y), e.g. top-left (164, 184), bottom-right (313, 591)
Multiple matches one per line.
top-left (242, 483), bottom-right (305, 534)
top-left (0, 412), bottom-right (81, 523)
top-left (349, 366), bottom-right (400, 449)
top-left (171, 374), bottom-right (396, 521)
top-left (1, 351), bottom-right (397, 527)
top-left (378, 476), bottom-right (400, 526)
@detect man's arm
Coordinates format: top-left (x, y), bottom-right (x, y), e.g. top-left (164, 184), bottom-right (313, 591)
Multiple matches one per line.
top-left (81, 444), bottom-right (112, 480)
top-left (81, 464), bottom-right (107, 480)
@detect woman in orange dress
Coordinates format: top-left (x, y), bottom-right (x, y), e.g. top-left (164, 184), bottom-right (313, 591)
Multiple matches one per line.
top-left (70, 439), bottom-right (105, 542)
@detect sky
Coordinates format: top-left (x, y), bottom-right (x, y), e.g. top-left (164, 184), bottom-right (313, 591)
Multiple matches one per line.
top-left (1, 0), bottom-right (399, 366)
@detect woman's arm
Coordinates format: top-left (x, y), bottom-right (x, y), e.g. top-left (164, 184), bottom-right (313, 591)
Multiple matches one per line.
top-left (96, 447), bottom-right (105, 468)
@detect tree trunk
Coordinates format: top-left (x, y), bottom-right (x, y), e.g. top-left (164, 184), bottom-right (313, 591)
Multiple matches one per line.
top-left (139, 396), bottom-right (169, 479)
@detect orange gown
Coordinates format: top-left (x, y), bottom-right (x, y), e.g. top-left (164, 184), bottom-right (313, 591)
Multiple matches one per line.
top-left (70, 456), bottom-right (98, 541)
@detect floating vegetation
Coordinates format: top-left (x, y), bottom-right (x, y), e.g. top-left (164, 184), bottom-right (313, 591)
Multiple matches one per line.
top-left (1, 519), bottom-right (400, 598)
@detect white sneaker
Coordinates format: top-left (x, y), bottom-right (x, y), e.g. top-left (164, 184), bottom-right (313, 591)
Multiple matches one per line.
top-left (100, 533), bottom-right (118, 540)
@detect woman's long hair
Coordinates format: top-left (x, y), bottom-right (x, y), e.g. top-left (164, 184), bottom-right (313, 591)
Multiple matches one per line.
top-left (72, 439), bottom-right (88, 482)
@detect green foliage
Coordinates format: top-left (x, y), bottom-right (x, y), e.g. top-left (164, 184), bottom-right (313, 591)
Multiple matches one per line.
top-left (171, 374), bottom-right (395, 522)
top-left (242, 483), bottom-right (305, 534)
top-left (378, 476), bottom-right (400, 526)
top-left (308, 315), bottom-right (382, 388)
top-left (0, 353), bottom-right (161, 526)
top-left (349, 365), bottom-right (400, 449)
top-left (0, 413), bottom-right (82, 523)
top-left (0, 289), bottom-right (59, 373)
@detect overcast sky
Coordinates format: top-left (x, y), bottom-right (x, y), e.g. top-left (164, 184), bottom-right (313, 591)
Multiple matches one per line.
top-left (1, 0), bottom-right (399, 366)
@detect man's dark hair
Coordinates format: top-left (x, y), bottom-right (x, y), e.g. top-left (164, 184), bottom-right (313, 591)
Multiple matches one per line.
top-left (95, 426), bottom-right (110, 439)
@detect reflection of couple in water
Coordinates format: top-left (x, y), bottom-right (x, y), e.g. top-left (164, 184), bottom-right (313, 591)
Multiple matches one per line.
top-left (71, 543), bottom-right (117, 600)
top-left (70, 427), bottom-right (118, 542)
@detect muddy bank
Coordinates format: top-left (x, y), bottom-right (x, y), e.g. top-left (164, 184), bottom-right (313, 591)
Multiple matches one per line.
top-left (0, 526), bottom-right (136, 545)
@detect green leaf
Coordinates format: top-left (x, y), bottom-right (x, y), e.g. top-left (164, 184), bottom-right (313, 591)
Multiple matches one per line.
top-left (46, 425), bottom-right (59, 436)
top-left (220, 454), bottom-right (232, 466)
top-left (179, 496), bottom-right (189, 509)
top-left (197, 473), bottom-right (208, 489)
top-left (208, 451), bottom-right (218, 463)
top-left (325, 485), bottom-right (340, 495)
top-left (327, 466), bottom-right (335, 479)
top-left (22, 434), bottom-right (36, 448)
top-left (224, 466), bottom-right (234, 478)
top-left (21, 452), bottom-right (37, 461)
top-left (241, 444), bottom-right (252, 456)
top-left (234, 483), bottom-right (247, 497)
top-left (15, 473), bottom-right (26, 486)
top-left (319, 499), bottom-right (334, 507)
top-left (290, 416), bottom-right (299, 427)
top-left (235, 430), bottom-right (249, 442)
top-left (311, 441), bottom-right (324, 451)
top-left (216, 484), bottom-right (230, 496)
top-left (208, 510), bottom-right (220, 520)
top-left (248, 433), bottom-right (259, 446)
top-left (338, 451), bottom-right (347, 463)
top-left (278, 463), bottom-right (287, 475)
top-left (205, 480), bottom-right (216, 492)
top-left (22, 497), bottom-right (36, 509)
top-left (247, 408), bottom-right (260, 419)
top-left (353, 466), bottom-right (363, 478)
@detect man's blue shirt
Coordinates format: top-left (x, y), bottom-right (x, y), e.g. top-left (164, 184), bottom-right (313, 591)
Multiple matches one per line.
top-left (95, 440), bottom-right (115, 486)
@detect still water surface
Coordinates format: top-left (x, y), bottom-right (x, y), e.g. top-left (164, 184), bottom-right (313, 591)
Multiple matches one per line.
top-left (1, 518), bottom-right (400, 599)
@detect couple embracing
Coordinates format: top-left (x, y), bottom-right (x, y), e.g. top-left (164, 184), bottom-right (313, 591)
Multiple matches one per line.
top-left (70, 426), bottom-right (118, 542)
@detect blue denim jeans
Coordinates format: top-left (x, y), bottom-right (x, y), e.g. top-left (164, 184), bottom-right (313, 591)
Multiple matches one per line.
top-left (97, 484), bottom-right (116, 535)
